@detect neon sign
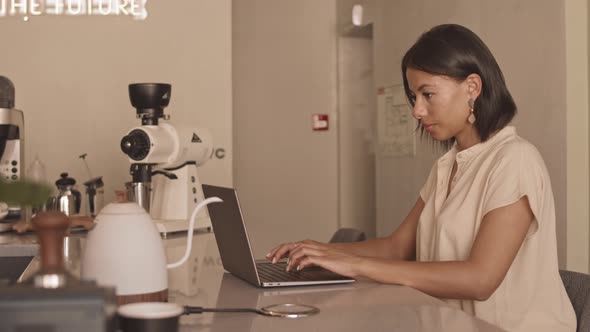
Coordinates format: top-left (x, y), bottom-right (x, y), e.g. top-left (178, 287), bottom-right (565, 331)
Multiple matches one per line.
top-left (0, 0), bottom-right (148, 21)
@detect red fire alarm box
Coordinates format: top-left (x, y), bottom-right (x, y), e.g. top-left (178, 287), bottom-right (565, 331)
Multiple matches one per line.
top-left (312, 114), bottom-right (329, 131)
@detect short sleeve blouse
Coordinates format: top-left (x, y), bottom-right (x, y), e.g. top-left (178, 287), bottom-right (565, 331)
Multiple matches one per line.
top-left (417, 126), bottom-right (575, 332)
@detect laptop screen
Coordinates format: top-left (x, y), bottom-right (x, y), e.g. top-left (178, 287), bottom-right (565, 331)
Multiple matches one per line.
top-left (202, 184), bottom-right (260, 285)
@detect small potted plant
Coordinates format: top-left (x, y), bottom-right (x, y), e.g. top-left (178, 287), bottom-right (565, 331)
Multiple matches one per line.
top-left (0, 179), bottom-right (52, 208)
top-left (0, 179), bottom-right (52, 233)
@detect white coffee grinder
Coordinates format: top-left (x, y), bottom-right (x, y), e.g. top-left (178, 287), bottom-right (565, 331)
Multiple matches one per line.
top-left (120, 83), bottom-right (213, 235)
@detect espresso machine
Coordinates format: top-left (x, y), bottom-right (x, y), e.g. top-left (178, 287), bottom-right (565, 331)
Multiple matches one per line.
top-left (120, 83), bottom-right (213, 235)
top-left (0, 76), bottom-right (24, 232)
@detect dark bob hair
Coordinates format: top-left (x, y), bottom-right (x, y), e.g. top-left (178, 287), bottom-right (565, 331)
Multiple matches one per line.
top-left (401, 24), bottom-right (516, 146)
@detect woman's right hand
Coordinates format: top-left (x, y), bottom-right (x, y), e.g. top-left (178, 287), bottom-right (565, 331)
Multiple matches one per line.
top-left (266, 239), bottom-right (328, 264)
top-left (267, 240), bottom-right (363, 277)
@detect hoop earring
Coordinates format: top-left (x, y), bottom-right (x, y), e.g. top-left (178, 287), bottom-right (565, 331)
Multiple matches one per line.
top-left (467, 98), bottom-right (476, 124)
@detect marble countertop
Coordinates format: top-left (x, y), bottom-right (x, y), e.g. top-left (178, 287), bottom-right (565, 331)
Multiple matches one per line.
top-left (0, 230), bottom-right (506, 331)
top-left (0, 231), bottom-right (39, 257)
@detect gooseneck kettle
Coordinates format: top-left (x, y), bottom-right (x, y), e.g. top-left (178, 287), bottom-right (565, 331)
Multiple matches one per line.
top-left (81, 197), bottom-right (222, 305)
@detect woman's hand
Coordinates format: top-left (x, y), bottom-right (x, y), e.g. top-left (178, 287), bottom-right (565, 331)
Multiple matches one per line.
top-left (266, 239), bottom-right (321, 264)
top-left (289, 242), bottom-right (363, 278)
top-left (267, 240), bottom-right (363, 278)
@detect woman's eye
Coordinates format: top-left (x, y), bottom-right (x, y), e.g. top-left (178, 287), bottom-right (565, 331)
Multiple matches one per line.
top-left (423, 92), bottom-right (434, 99)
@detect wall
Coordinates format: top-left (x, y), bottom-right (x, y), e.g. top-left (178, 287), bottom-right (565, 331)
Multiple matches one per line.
top-left (335, 0), bottom-right (381, 241)
top-left (0, 1), bottom-right (233, 207)
top-left (233, 0), bottom-right (339, 257)
top-left (337, 34), bottom-right (376, 238)
top-left (565, 0), bottom-right (589, 273)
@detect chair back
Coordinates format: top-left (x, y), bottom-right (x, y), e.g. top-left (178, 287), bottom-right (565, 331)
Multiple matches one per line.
top-left (560, 269), bottom-right (590, 332)
top-left (329, 228), bottom-right (366, 243)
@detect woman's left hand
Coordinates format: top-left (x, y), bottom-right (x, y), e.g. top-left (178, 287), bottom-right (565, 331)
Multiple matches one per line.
top-left (287, 241), bottom-right (363, 278)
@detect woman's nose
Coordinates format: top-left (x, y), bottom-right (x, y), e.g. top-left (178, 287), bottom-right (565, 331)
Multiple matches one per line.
top-left (412, 102), bottom-right (426, 120)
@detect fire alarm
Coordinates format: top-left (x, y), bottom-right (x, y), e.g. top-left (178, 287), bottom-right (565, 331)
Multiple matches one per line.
top-left (312, 114), bottom-right (329, 131)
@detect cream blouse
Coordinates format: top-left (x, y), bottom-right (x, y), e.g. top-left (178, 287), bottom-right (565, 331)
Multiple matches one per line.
top-left (418, 126), bottom-right (576, 332)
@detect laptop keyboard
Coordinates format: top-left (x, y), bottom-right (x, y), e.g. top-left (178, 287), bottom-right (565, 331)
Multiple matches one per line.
top-left (256, 262), bottom-right (347, 282)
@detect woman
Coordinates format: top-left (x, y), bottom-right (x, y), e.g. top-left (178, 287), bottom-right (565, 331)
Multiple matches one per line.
top-left (266, 24), bottom-right (576, 332)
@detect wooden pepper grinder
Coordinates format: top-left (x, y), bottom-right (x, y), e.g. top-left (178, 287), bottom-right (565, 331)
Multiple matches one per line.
top-left (30, 211), bottom-right (76, 288)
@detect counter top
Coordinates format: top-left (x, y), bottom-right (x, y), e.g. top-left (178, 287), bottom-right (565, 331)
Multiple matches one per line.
top-left (162, 233), bottom-right (505, 331)
top-left (0, 230), bottom-right (506, 331)
top-left (0, 231), bottom-right (38, 257)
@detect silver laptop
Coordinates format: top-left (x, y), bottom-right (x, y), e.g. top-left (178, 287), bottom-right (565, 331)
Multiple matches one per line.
top-left (202, 184), bottom-right (356, 288)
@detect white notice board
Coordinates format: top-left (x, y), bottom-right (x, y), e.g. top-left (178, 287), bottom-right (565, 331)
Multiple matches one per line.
top-left (376, 85), bottom-right (416, 157)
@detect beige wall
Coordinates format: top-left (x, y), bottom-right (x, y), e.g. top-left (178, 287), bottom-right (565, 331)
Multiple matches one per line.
top-left (233, 0), bottom-right (340, 257)
top-left (0, 1), bottom-right (233, 206)
top-left (337, 35), bottom-right (376, 238)
top-left (566, 0), bottom-right (589, 273)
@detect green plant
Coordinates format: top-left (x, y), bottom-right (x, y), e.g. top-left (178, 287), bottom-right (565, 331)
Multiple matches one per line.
top-left (0, 179), bottom-right (52, 207)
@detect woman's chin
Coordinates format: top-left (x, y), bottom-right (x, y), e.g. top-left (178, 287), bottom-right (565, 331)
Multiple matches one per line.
top-left (429, 131), bottom-right (452, 142)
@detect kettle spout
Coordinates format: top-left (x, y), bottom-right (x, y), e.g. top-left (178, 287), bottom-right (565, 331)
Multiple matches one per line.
top-left (188, 197), bottom-right (223, 228)
top-left (167, 197), bottom-right (223, 269)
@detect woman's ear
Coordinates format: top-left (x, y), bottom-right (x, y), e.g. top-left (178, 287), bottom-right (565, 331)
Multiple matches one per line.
top-left (465, 73), bottom-right (482, 100)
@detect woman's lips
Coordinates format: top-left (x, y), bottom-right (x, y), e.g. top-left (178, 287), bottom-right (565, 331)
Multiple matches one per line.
top-left (423, 123), bottom-right (434, 132)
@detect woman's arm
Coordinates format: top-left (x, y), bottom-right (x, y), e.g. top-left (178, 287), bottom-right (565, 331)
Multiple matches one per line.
top-left (267, 198), bottom-right (424, 262)
top-left (293, 196), bottom-right (533, 301)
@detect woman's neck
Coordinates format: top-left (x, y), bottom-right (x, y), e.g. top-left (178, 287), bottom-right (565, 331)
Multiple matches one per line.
top-left (455, 126), bottom-right (481, 151)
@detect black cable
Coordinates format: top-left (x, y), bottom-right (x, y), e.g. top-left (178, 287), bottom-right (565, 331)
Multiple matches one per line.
top-left (184, 306), bottom-right (259, 315)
